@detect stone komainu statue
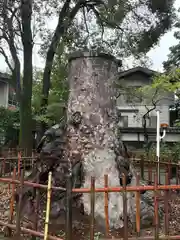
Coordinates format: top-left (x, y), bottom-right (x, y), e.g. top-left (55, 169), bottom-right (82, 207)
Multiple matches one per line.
top-left (16, 119), bottom-right (164, 229)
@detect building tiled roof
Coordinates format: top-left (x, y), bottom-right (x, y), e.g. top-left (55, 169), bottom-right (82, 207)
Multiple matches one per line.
top-left (118, 66), bottom-right (159, 79)
top-left (0, 72), bottom-right (11, 83)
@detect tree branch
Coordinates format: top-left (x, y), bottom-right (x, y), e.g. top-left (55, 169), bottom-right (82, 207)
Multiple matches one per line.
top-left (2, 0), bottom-right (21, 93)
top-left (42, 0), bottom-right (85, 105)
top-left (90, 5), bottom-right (124, 31)
top-left (89, 5), bottom-right (105, 41)
top-left (83, 7), bottom-right (89, 38)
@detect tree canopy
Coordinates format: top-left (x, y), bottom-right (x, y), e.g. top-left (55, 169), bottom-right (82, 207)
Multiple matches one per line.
top-left (163, 8), bottom-right (180, 71)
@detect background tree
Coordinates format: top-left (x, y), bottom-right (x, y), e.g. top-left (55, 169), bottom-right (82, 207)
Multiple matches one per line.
top-left (148, 142), bottom-right (180, 163)
top-left (161, 10), bottom-right (180, 125)
top-left (145, 69), bottom-right (180, 126)
top-left (32, 44), bottom-right (69, 129)
top-left (0, 0), bottom-right (33, 154)
top-left (117, 74), bottom-right (175, 153)
top-left (137, 84), bottom-right (174, 152)
top-left (163, 8), bottom-right (180, 71)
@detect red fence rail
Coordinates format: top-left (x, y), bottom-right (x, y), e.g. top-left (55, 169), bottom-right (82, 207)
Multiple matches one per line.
top-left (0, 171), bottom-right (179, 239)
top-left (0, 151), bottom-right (179, 239)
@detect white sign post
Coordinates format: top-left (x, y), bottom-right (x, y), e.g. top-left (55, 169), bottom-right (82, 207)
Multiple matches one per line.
top-left (156, 110), bottom-right (167, 184)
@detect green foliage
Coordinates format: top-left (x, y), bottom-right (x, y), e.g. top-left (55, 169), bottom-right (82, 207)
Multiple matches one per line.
top-left (163, 10), bottom-right (180, 71)
top-left (118, 73), bottom-right (170, 106)
top-left (0, 107), bottom-right (19, 131)
top-left (139, 69), bottom-right (180, 126)
top-left (32, 45), bottom-right (69, 126)
top-left (148, 142), bottom-right (180, 162)
top-left (37, 0), bottom-right (176, 63)
top-left (137, 76), bottom-right (172, 105)
top-left (0, 107), bottom-right (20, 145)
top-left (150, 69), bottom-right (180, 95)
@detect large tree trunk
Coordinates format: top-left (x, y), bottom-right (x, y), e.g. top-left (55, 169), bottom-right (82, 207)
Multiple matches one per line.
top-left (19, 0), bottom-right (33, 155)
top-left (67, 51), bottom-right (130, 229)
top-left (66, 51), bottom-right (164, 229)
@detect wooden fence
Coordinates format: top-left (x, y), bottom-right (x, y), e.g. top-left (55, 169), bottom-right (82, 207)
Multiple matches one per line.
top-left (0, 151), bottom-right (179, 239)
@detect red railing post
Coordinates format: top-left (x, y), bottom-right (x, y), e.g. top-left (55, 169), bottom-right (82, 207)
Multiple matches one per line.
top-left (104, 174), bottom-right (109, 237)
top-left (154, 174), bottom-right (159, 239)
top-left (176, 162), bottom-right (180, 187)
top-left (4, 167), bottom-right (16, 237)
top-left (122, 174), bottom-right (128, 240)
top-left (148, 162), bottom-right (152, 185)
top-left (18, 151), bottom-right (22, 179)
top-left (15, 169), bottom-right (24, 237)
top-left (168, 160), bottom-right (172, 179)
top-left (164, 172), bottom-right (169, 236)
top-left (140, 155), bottom-right (144, 180)
top-left (135, 174), bottom-right (140, 237)
top-left (90, 177), bottom-right (95, 240)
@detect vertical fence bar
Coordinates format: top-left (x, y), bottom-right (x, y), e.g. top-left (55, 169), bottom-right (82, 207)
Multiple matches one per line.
top-left (166, 165), bottom-right (170, 195)
top-left (164, 172), bottom-right (169, 236)
top-left (9, 159), bottom-right (11, 175)
top-left (178, 163), bottom-right (180, 194)
top-left (168, 160), bottom-right (171, 179)
top-left (44, 172), bottom-right (52, 240)
top-left (104, 174), bottom-right (109, 237)
top-left (176, 164), bottom-right (179, 186)
top-left (8, 158), bottom-right (11, 193)
top-left (8, 182), bottom-right (11, 194)
top-left (15, 168), bottom-right (24, 237)
top-left (140, 155), bottom-right (144, 180)
top-left (18, 152), bottom-right (21, 179)
top-left (4, 167), bottom-right (16, 237)
top-left (65, 175), bottom-right (72, 240)
top-left (2, 158), bottom-right (5, 176)
top-left (32, 172), bottom-right (40, 240)
top-left (9, 167), bottom-right (16, 223)
top-left (0, 160), bottom-right (2, 176)
top-left (122, 174), bottom-right (128, 240)
top-left (32, 151), bottom-right (35, 170)
top-left (154, 173), bottom-right (159, 240)
top-left (148, 162), bottom-right (152, 185)
top-left (90, 176), bottom-right (95, 240)
top-left (135, 174), bottom-right (140, 237)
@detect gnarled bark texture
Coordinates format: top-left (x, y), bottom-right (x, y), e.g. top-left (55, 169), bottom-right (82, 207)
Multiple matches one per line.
top-left (67, 51), bottom-right (163, 229)
top-left (16, 51), bottom-right (164, 231)
top-left (67, 52), bottom-right (128, 228)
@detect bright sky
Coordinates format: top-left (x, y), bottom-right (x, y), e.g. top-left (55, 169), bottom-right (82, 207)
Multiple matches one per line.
top-left (0, 0), bottom-right (180, 73)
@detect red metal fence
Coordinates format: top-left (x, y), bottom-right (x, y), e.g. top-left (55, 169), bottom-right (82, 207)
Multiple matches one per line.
top-left (0, 150), bottom-right (179, 239)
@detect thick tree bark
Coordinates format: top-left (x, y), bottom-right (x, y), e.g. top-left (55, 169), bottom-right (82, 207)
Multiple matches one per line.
top-left (66, 51), bottom-right (164, 229)
top-left (67, 51), bottom-right (130, 229)
top-left (19, 0), bottom-right (33, 155)
top-left (17, 51), bottom-right (164, 230)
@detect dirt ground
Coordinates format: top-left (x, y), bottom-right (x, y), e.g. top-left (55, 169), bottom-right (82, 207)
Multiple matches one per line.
top-left (0, 182), bottom-right (180, 239)
top-left (30, 191), bottom-right (180, 239)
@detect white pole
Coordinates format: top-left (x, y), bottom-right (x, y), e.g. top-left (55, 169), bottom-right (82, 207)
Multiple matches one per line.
top-left (156, 110), bottom-right (160, 184)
